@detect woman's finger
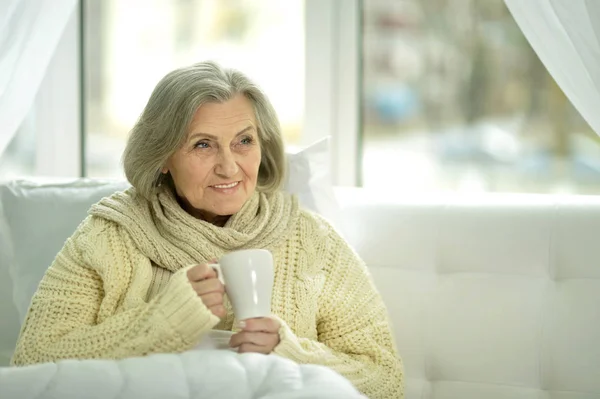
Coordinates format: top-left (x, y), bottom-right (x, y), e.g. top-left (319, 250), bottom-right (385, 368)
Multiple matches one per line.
top-left (240, 317), bottom-right (280, 333)
top-left (209, 304), bottom-right (226, 318)
top-left (187, 263), bottom-right (217, 282)
top-left (191, 278), bottom-right (224, 296)
top-left (200, 292), bottom-right (223, 308)
top-left (229, 331), bottom-right (277, 348)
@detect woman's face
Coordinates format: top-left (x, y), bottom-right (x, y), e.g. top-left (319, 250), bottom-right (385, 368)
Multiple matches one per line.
top-left (162, 94), bottom-right (262, 221)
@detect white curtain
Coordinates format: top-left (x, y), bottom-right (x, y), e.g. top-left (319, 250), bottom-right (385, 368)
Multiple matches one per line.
top-left (505, 0), bottom-right (600, 137)
top-left (0, 0), bottom-right (77, 158)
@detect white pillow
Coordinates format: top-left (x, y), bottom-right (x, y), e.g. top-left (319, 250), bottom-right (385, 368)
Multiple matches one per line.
top-left (285, 137), bottom-right (341, 229)
top-left (0, 179), bottom-right (129, 367)
top-left (0, 200), bottom-right (21, 366)
top-left (0, 138), bottom-right (339, 365)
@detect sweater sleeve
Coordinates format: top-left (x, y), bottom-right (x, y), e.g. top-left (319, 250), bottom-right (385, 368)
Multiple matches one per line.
top-left (272, 218), bottom-right (404, 399)
top-left (11, 217), bottom-right (219, 366)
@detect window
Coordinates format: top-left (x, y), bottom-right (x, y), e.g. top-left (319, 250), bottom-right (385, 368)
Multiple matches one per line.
top-left (0, 8), bottom-right (81, 181)
top-left (361, 0), bottom-right (600, 194)
top-left (0, 119), bottom-right (35, 180)
top-left (84, 0), bottom-right (305, 178)
top-left (5, 0), bottom-right (599, 194)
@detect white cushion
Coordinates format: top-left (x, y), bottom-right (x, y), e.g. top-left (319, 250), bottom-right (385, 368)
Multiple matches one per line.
top-left (0, 202), bottom-right (21, 366)
top-left (0, 179), bottom-right (129, 366)
top-left (335, 188), bottom-right (600, 399)
top-left (0, 138), bottom-right (340, 365)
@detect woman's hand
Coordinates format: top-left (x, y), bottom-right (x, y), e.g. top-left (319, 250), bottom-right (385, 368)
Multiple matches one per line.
top-left (187, 262), bottom-right (226, 318)
top-left (229, 317), bottom-right (281, 354)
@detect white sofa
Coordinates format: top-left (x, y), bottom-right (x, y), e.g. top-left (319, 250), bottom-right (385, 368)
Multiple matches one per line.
top-left (1, 180), bottom-right (599, 399)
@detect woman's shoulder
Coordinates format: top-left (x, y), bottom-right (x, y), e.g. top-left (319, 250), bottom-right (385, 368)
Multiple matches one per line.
top-left (76, 186), bottom-right (141, 238)
top-left (271, 191), bottom-right (339, 235)
top-left (66, 210), bottom-right (153, 275)
top-left (293, 204), bottom-right (344, 245)
top-left (291, 204), bottom-right (364, 277)
top-left (70, 186), bottom-right (144, 253)
top-left (68, 213), bottom-right (122, 253)
top-left (89, 186), bottom-right (146, 218)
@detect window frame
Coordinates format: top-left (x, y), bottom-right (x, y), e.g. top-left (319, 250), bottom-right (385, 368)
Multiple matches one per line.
top-left (304, 0), bottom-right (362, 186)
top-left (41, 0), bottom-right (361, 185)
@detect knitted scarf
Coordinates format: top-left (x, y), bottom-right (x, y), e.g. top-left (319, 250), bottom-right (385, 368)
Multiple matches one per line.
top-left (89, 186), bottom-right (299, 272)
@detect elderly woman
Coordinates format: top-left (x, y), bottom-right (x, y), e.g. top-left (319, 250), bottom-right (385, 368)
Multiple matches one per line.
top-left (11, 61), bottom-right (403, 398)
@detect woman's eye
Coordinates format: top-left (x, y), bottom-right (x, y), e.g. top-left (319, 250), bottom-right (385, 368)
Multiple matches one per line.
top-left (240, 136), bottom-right (254, 145)
top-left (195, 141), bottom-right (210, 149)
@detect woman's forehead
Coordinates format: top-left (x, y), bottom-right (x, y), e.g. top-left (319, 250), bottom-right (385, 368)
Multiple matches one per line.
top-left (188, 96), bottom-right (257, 137)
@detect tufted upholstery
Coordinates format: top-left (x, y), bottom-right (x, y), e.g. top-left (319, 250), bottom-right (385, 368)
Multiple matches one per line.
top-left (335, 187), bottom-right (600, 399)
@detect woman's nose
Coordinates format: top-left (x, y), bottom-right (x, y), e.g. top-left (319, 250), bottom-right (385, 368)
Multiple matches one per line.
top-left (214, 149), bottom-right (239, 177)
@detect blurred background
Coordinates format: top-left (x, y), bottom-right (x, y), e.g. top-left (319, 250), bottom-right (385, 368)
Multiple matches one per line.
top-left (3, 0), bottom-right (600, 195)
top-left (361, 0), bottom-right (600, 194)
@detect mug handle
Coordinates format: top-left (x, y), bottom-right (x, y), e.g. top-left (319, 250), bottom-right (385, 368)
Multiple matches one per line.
top-left (210, 263), bottom-right (225, 285)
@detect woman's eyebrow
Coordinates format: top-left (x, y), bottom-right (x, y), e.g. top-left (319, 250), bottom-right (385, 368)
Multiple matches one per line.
top-left (188, 126), bottom-right (255, 141)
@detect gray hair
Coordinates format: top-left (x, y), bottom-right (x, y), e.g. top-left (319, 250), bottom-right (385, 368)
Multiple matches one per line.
top-left (122, 61), bottom-right (286, 199)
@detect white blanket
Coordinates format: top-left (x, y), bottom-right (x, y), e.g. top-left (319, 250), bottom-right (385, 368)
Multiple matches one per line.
top-left (0, 350), bottom-right (365, 399)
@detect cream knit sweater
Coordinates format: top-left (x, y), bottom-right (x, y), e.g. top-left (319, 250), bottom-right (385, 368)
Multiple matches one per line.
top-left (12, 187), bottom-right (403, 398)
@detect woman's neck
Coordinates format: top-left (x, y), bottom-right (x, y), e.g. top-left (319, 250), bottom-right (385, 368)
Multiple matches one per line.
top-left (200, 213), bottom-right (231, 227)
top-left (175, 194), bottom-right (231, 227)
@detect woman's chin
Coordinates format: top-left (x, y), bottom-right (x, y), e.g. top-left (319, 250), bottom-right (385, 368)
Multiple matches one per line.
top-left (212, 203), bottom-right (244, 217)
top-left (199, 197), bottom-right (247, 219)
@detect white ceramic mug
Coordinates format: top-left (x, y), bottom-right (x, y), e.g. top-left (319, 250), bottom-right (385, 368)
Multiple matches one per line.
top-left (210, 249), bottom-right (274, 321)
